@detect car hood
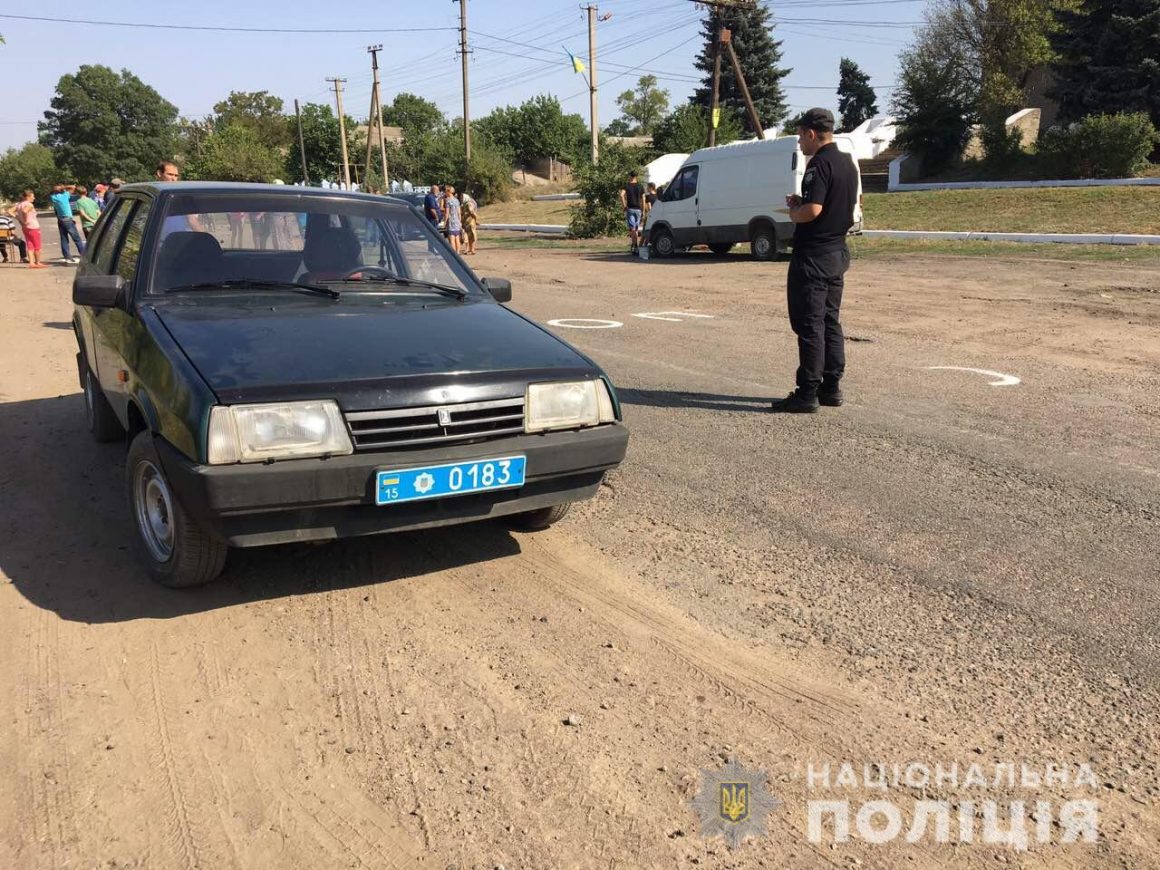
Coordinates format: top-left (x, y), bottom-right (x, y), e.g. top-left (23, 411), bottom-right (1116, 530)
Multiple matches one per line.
top-left (150, 297), bottom-right (598, 410)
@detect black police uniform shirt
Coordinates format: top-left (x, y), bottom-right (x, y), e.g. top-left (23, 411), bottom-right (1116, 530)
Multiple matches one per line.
top-left (792, 142), bottom-right (858, 255)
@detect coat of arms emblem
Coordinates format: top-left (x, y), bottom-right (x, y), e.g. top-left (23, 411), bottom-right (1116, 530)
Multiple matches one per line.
top-left (691, 757), bottom-right (780, 848)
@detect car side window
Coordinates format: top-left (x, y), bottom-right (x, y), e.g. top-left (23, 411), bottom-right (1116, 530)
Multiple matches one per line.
top-left (114, 201), bottom-right (153, 285)
top-left (680, 166), bottom-right (699, 200)
top-left (93, 201), bottom-right (132, 274)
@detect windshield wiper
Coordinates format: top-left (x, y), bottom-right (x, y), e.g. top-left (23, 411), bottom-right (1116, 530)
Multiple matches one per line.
top-left (166, 279), bottom-right (341, 300)
top-left (322, 273), bottom-right (467, 299)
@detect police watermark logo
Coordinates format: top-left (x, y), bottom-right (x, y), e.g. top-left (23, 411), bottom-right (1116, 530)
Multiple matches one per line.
top-left (691, 757), bottom-right (781, 848)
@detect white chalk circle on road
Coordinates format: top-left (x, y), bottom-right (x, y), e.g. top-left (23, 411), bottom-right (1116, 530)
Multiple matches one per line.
top-left (926, 366), bottom-right (1021, 387)
top-left (547, 318), bottom-right (624, 329)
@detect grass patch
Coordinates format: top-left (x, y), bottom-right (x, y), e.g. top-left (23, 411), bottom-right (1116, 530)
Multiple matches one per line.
top-left (479, 198), bottom-right (573, 225)
top-left (864, 186), bottom-right (1160, 235)
top-left (850, 236), bottom-right (1160, 262)
top-left (482, 232), bottom-right (1160, 263)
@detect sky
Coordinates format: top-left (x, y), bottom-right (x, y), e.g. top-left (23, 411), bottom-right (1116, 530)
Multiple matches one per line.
top-left (0, 0), bottom-right (924, 155)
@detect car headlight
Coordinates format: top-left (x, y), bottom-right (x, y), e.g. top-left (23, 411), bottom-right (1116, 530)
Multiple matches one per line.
top-left (525, 380), bottom-right (617, 433)
top-left (207, 400), bottom-right (352, 464)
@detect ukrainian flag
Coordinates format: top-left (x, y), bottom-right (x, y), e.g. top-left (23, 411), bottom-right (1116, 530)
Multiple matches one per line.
top-left (566, 48), bottom-right (586, 75)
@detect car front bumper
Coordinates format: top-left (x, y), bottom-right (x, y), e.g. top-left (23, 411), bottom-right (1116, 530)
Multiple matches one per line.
top-left (156, 424), bottom-right (629, 547)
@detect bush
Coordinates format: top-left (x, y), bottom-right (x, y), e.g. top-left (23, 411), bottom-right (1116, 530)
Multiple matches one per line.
top-left (567, 143), bottom-right (649, 238)
top-left (0, 142), bottom-right (59, 200)
top-left (1037, 113), bottom-right (1159, 179)
top-left (891, 48), bottom-right (977, 173)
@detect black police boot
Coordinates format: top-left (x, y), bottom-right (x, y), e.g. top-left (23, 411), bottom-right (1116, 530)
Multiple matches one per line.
top-left (769, 391), bottom-right (820, 413)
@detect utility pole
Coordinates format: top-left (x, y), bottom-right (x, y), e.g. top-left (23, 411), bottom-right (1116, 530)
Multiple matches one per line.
top-left (455, 0), bottom-right (472, 160)
top-left (294, 98), bottom-right (309, 184)
top-left (709, 11), bottom-right (722, 147)
top-left (723, 31), bottom-right (764, 139)
top-left (365, 45), bottom-right (389, 190)
top-left (327, 77), bottom-right (351, 189)
top-left (585, 4), bottom-right (599, 164)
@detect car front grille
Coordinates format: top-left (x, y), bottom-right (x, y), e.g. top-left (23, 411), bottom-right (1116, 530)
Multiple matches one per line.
top-left (345, 396), bottom-right (526, 451)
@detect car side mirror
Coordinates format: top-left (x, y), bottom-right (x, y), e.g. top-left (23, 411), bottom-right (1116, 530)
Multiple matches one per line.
top-left (73, 274), bottom-right (125, 308)
top-left (482, 277), bottom-right (512, 303)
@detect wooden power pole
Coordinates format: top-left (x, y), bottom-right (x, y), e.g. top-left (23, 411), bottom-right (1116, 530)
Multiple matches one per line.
top-left (294, 98), bottom-right (309, 184)
top-left (694, 0), bottom-right (765, 144)
top-left (455, 0), bottom-right (472, 160)
top-left (585, 4), bottom-right (599, 164)
top-left (365, 45), bottom-right (389, 190)
top-left (709, 12), bottom-right (723, 147)
top-left (327, 77), bottom-right (351, 188)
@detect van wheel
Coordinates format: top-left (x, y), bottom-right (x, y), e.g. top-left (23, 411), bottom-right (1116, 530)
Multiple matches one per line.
top-left (650, 228), bottom-right (676, 258)
top-left (127, 431), bottom-right (227, 588)
top-left (82, 361), bottom-right (126, 443)
top-left (507, 503), bottom-right (572, 532)
top-left (709, 243), bottom-right (734, 256)
top-left (750, 226), bottom-right (777, 260)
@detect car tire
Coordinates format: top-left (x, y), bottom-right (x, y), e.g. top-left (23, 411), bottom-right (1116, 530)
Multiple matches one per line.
top-left (82, 361), bottom-right (125, 443)
top-left (708, 242), bottom-right (734, 256)
top-left (750, 225), bottom-right (777, 261)
top-left (126, 431), bottom-right (227, 588)
top-left (650, 227), bottom-right (676, 258)
top-left (507, 502), bottom-right (572, 532)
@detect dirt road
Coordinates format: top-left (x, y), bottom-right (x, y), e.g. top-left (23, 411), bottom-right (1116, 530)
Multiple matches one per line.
top-left (1, 244), bottom-right (1157, 868)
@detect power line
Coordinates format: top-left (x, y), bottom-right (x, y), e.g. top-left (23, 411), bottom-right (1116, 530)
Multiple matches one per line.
top-left (0, 13), bottom-right (455, 33)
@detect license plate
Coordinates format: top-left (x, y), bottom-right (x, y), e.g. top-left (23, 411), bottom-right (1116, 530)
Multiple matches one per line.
top-left (375, 456), bottom-right (526, 506)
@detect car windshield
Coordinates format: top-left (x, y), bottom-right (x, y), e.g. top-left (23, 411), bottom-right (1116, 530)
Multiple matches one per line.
top-left (148, 192), bottom-right (475, 296)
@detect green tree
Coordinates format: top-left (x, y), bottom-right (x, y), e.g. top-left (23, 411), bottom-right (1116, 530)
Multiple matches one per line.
top-left (614, 75), bottom-right (670, 135)
top-left (211, 90), bottom-right (290, 149)
top-left (568, 142), bottom-right (651, 238)
top-left (604, 118), bottom-right (635, 137)
top-left (476, 95), bottom-right (588, 166)
top-left (652, 103), bottom-right (742, 153)
top-left (184, 124), bottom-right (283, 182)
top-left (837, 58), bottom-right (879, 132)
top-left (1050, 0), bottom-right (1160, 151)
top-left (382, 92), bottom-right (447, 139)
top-left (892, 43), bottom-right (978, 171)
top-left (39, 65), bottom-right (179, 182)
top-left (284, 102), bottom-right (356, 184)
top-left (692, 1), bottom-right (791, 135)
top-left (0, 142), bottom-right (58, 200)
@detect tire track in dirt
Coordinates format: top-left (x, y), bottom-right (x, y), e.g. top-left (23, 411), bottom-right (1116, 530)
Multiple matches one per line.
top-left (22, 607), bottom-right (80, 869)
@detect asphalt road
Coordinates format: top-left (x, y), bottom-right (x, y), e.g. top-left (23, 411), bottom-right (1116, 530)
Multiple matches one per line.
top-left (0, 241), bottom-right (1157, 868)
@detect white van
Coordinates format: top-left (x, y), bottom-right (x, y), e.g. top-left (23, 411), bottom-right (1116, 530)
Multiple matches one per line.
top-left (644, 135), bottom-right (863, 259)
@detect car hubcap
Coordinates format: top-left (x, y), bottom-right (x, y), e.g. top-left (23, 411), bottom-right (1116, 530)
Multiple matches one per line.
top-left (656, 235), bottom-right (673, 255)
top-left (755, 237), bottom-right (771, 257)
top-left (134, 460), bottom-right (175, 562)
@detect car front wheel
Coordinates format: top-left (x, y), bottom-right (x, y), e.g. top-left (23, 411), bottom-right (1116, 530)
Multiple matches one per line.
top-left (127, 432), bottom-right (227, 588)
top-left (507, 503), bottom-right (572, 532)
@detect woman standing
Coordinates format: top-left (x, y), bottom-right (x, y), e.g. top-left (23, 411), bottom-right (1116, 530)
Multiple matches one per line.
top-left (460, 190), bottom-right (479, 255)
top-left (8, 191), bottom-right (45, 268)
top-left (444, 184), bottom-right (463, 254)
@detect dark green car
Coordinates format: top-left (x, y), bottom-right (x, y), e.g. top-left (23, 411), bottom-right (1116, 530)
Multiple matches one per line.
top-left (73, 183), bottom-right (628, 588)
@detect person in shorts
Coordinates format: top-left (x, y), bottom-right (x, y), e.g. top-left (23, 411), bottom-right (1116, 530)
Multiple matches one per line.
top-left (444, 184), bottom-right (463, 254)
top-left (8, 190), bottom-right (46, 268)
top-left (619, 171), bottom-right (645, 254)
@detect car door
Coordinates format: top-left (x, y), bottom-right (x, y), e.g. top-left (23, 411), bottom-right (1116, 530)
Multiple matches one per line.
top-left (90, 197), bottom-right (152, 424)
top-left (664, 165), bottom-right (700, 246)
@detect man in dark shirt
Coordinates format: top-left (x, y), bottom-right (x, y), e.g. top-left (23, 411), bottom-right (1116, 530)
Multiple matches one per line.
top-left (619, 171), bottom-right (645, 254)
top-left (424, 185), bottom-right (442, 227)
top-left (771, 107), bottom-right (859, 413)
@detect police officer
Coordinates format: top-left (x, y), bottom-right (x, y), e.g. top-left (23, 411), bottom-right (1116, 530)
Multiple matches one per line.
top-left (770, 107), bottom-right (858, 413)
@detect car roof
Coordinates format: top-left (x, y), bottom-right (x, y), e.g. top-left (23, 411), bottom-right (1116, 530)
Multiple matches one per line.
top-left (119, 181), bottom-right (411, 207)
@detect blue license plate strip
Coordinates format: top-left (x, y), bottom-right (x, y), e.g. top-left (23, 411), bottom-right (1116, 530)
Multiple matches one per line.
top-left (375, 455), bottom-right (527, 506)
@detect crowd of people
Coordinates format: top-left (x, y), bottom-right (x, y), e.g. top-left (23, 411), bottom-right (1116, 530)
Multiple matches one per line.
top-left (2, 177), bottom-right (124, 268)
top-left (422, 184), bottom-right (480, 255)
top-left (2, 168), bottom-right (484, 268)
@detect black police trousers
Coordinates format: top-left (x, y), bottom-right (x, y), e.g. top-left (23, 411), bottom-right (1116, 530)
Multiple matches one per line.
top-left (786, 245), bottom-right (849, 398)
